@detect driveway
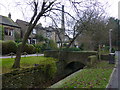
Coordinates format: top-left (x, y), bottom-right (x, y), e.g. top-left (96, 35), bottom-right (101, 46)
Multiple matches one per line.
top-left (106, 51), bottom-right (120, 89)
top-left (0, 54), bottom-right (44, 59)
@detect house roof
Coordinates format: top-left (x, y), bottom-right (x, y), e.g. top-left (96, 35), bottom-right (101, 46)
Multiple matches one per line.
top-left (16, 19), bottom-right (45, 30)
top-left (0, 15), bottom-right (20, 28)
top-left (16, 19), bottom-right (29, 26)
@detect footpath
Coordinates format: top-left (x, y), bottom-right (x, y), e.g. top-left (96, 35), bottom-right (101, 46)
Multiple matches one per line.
top-left (0, 54), bottom-right (44, 59)
top-left (106, 51), bottom-right (120, 90)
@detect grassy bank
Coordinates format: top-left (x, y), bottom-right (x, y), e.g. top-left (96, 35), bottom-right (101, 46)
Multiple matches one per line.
top-left (1, 56), bottom-right (58, 74)
top-left (49, 61), bottom-right (114, 88)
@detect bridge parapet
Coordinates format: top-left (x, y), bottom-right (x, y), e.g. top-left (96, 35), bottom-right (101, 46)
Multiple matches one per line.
top-left (44, 50), bottom-right (98, 65)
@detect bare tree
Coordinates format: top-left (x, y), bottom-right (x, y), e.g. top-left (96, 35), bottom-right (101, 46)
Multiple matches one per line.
top-left (12, 0), bottom-right (107, 68)
top-left (45, 0), bottom-right (107, 48)
top-left (12, 0), bottom-right (57, 68)
top-left (66, 0), bottom-right (107, 48)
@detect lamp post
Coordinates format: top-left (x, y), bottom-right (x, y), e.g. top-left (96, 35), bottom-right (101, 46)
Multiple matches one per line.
top-left (118, 20), bottom-right (120, 51)
top-left (109, 29), bottom-right (112, 53)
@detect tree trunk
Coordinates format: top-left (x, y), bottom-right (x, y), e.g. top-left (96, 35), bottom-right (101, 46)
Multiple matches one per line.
top-left (66, 33), bottom-right (80, 48)
top-left (12, 47), bottom-right (22, 68)
top-left (12, 25), bottom-right (34, 68)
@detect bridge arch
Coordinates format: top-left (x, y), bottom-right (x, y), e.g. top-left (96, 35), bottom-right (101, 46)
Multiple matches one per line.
top-left (65, 61), bottom-right (85, 70)
top-left (63, 61), bottom-right (85, 75)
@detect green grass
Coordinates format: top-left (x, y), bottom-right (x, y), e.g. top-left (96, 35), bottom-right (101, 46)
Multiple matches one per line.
top-left (50, 61), bottom-right (114, 88)
top-left (0, 56), bottom-right (58, 74)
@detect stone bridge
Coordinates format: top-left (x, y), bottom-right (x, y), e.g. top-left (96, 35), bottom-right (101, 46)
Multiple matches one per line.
top-left (44, 50), bottom-right (98, 76)
top-left (44, 50), bottom-right (98, 65)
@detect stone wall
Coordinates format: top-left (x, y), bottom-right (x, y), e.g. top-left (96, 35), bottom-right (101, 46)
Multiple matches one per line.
top-left (44, 50), bottom-right (98, 65)
top-left (2, 64), bottom-right (57, 88)
top-left (101, 54), bottom-right (109, 61)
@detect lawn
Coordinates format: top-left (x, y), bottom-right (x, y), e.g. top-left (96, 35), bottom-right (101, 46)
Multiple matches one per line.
top-left (49, 61), bottom-right (114, 88)
top-left (0, 56), bottom-right (58, 74)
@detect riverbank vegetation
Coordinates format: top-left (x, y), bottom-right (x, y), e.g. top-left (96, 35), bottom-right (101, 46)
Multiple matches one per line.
top-left (1, 56), bottom-right (58, 74)
top-left (49, 61), bottom-right (114, 88)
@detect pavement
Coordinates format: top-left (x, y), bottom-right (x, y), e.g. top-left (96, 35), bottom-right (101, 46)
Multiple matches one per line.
top-left (106, 51), bottom-right (120, 90)
top-left (0, 54), bottom-right (44, 59)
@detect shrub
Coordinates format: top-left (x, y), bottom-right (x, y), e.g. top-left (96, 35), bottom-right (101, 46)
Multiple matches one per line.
top-left (0, 25), bottom-right (4, 40)
top-left (104, 46), bottom-right (109, 51)
top-left (15, 39), bottom-right (22, 43)
top-left (49, 40), bottom-right (57, 50)
top-left (26, 44), bottom-right (36, 54)
top-left (2, 41), bottom-right (17, 55)
top-left (34, 40), bottom-right (57, 53)
top-left (41, 43), bottom-right (48, 51)
top-left (35, 48), bottom-right (41, 53)
top-left (2, 41), bottom-right (8, 55)
top-left (35, 34), bottom-right (47, 42)
top-left (34, 43), bottom-right (47, 53)
top-left (79, 43), bottom-right (84, 50)
top-left (18, 43), bottom-right (36, 54)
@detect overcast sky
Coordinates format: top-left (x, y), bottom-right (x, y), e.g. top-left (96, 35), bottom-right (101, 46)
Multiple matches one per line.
top-left (0, 0), bottom-right (120, 26)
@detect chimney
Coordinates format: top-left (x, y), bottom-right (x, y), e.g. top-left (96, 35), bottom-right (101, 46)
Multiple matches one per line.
top-left (8, 13), bottom-right (11, 18)
top-left (61, 5), bottom-right (65, 30)
top-left (61, 5), bottom-right (65, 42)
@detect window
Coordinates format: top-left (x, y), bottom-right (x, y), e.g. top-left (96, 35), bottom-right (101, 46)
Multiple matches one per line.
top-left (46, 32), bottom-right (52, 39)
top-left (32, 29), bottom-right (36, 34)
top-left (32, 39), bottom-right (36, 44)
top-left (28, 39), bottom-right (36, 44)
top-left (4, 28), bottom-right (13, 36)
top-left (5, 29), bottom-right (8, 35)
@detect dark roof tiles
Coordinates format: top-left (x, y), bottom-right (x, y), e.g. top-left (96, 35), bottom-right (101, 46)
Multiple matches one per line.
top-left (0, 15), bottom-right (20, 28)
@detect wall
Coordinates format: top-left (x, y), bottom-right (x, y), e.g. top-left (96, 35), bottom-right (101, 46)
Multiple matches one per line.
top-left (44, 50), bottom-right (98, 65)
top-left (44, 50), bottom-right (98, 77)
top-left (101, 54), bottom-right (109, 61)
top-left (2, 64), bottom-right (57, 88)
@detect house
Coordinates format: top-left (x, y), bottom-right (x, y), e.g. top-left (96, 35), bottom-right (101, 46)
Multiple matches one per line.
top-left (16, 19), bottom-right (56, 44)
top-left (0, 14), bottom-right (20, 41)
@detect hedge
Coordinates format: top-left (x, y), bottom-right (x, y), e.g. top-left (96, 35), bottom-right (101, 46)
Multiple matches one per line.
top-left (18, 43), bottom-right (36, 54)
top-left (2, 40), bottom-right (17, 55)
top-left (1, 41), bottom-right (37, 55)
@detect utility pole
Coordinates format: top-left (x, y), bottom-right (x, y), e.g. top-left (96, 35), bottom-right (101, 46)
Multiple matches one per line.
top-left (118, 20), bottom-right (120, 51)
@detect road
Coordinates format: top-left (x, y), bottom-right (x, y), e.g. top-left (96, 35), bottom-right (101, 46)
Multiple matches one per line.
top-left (0, 54), bottom-right (44, 59)
top-left (107, 51), bottom-right (120, 90)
